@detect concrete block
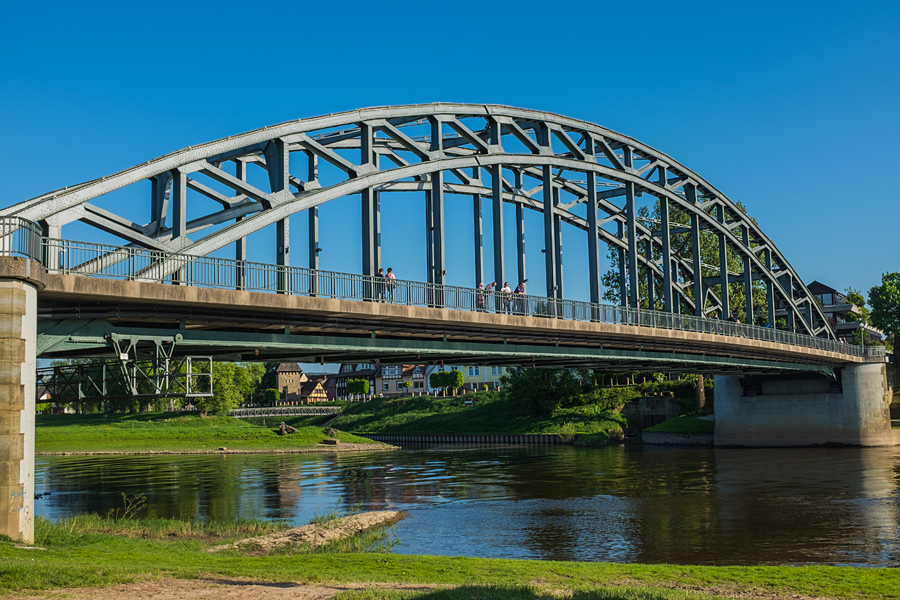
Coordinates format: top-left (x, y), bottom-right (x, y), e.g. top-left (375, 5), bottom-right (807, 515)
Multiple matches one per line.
top-left (0, 318), bottom-right (23, 340)
top-left (0, 434), bottom-right (25, 462)
top-left (0, 339), bottom-right (25, 363)
top-left (715, 365), bottom-right (893, 447)
top-left (0, 289), bottom-right (27, 316)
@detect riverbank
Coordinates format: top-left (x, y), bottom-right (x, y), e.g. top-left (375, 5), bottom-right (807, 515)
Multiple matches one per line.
top-left (282, 392), bottom-right (629, 445)
top-left (35, 412), bottom-right (391, 454)
top-left (3, 518), bottom-right (899, 599)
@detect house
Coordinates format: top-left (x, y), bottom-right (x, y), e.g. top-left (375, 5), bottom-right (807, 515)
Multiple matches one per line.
top-left (460, 365), bottom-right (506, 391)
top-left (276, 380), bottom-right (328, 405)
top-left (333, 364), bottom-right (377, 398)
top-left (376, 364), bottom-right (428, 396)
top-left (306, 374), bottom-right (336, 400)
top-left (807, 281), bottom-right (883, 345)
top-left (275, 363), bottom-right (308, 399)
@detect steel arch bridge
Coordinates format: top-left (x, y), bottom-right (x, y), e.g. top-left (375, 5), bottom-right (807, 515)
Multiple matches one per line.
top-left (1, 103), bottom-right (834, 339)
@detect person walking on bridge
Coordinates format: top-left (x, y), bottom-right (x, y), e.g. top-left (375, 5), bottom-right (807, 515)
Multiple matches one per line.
top-left (500, 281), bottom-right (512, 314)
top-left (476, 283), bottom-right (486, 312)
top-left (513, 281), bottom-right (526, 315)
top-left (386, 267), bottom-right (397, 303)
top-left (485, 281), bottom-right (497, 312)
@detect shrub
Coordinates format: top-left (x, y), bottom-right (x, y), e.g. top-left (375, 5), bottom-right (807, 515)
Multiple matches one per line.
top-left (264, 389), bottom-right (280, 405)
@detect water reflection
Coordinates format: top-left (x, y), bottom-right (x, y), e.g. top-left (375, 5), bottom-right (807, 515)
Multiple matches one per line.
top-left (35, 444), bottom-right (900, 566)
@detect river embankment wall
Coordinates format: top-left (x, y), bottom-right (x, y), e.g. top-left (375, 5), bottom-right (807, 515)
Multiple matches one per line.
top-left (641, 432), bottom-right (714, 446)
top-left (355, 433), bottom-right (568, 445)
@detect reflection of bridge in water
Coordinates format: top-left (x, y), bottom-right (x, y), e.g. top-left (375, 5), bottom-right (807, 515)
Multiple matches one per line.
top-left (1, 103), bottom-right (895, 544)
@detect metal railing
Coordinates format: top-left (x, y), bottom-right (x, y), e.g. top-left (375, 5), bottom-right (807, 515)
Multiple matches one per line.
top-left (0, 217), bottom-right (42, 260)
top-left (0, 216), bottom-right (883, 360)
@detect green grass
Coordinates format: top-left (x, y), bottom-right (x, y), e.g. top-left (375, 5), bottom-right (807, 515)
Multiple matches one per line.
top-left (35, 411), bottom-right (383, 453)
top-left (322, 393), bottom-right (626, 440)
top-left (644, 416), bottom-right (714, 434)
top-left (2, 519), bottom-right (900, 599)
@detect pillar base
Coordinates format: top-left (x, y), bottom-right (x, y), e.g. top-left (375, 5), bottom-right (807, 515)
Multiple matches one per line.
top-left (714, 363), bottom-right (894, 448)
top-left (0, 256), bottom-right (43, 544)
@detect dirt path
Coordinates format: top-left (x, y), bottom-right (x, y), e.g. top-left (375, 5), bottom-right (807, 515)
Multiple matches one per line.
top-left (208, 511), bottom-right (407, 554)
top-left (5, 577), bottom-right (848, 600)
top-left (6, 578), bottom-right (441, 600)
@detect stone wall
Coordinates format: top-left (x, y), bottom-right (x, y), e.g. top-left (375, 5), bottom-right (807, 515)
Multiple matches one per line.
top-left (0, 279), bottom-right (37, 543)
top-left (714, 363), bottom-right (893, 447)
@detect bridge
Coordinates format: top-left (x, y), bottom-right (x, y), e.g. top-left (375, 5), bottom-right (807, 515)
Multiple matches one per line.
top-left (0, 103), bottom-right (894, 544)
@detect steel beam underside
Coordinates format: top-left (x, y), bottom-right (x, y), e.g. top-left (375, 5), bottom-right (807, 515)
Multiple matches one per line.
top-left (36, 318), bottom-right (835, 377)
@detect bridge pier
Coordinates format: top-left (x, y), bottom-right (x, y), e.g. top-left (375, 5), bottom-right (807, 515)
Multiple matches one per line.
top-left (714, 363), bottom-right (894, 447)
top-left (0, 257), bottom-right (44, 543)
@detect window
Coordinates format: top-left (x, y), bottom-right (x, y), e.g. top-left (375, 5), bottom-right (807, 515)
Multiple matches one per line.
top-left (491, 367), bottom-right (503, 375)
top-left (468, 367), bottom-right (479, 376)
top-left (397, 382), bottom-right (404, 390)
top-left (382, 382), bottom-right (389, 391)
top-left (414, 382), bottom-right (423, 389)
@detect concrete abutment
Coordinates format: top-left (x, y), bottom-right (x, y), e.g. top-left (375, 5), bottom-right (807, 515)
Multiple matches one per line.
top-left (714, 363), bottom-right (894, 447)
top-left (0, 257), bottom-right (44, 543)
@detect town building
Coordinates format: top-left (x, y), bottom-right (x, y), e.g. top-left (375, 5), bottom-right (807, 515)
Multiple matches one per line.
top-left (275, 363), bottom-right (308, 399)
top-left (333, 363), bottom-right (377, 398)
top-left (807, 281), bottom-right (884, 345)
top-left (461, 365), bottom-right (506, 391)
top-left (276, 380), bottom-right (328, 405)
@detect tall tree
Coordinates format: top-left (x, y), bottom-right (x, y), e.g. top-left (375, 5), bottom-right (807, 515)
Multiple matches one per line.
top-left (869, 272), bottom-right (900, 339)
top-left (601, 201), bottom-right (770, 325)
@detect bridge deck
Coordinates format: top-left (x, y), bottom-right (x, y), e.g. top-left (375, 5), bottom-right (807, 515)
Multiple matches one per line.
top-left (34, 266), bottom-right (882, 375)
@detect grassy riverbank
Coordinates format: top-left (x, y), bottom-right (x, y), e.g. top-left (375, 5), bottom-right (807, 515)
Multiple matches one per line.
top-left (35, 412), bottom-right (381, 454)
top-left (2, 517), bottom-right (899, 599)
top-left (305, 392), bottom-right (628, 444)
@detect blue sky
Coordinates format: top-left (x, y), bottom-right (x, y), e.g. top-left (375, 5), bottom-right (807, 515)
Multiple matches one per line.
top-left (2, 0), bottom-right (898, 301)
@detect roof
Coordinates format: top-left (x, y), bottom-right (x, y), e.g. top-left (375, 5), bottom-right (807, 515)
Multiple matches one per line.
top-left (298, 381), bottom-right (325, 397)
top-left (807, 281), bottom-right (838, 295)
top-left (276, 362), bottom-right (303, 373)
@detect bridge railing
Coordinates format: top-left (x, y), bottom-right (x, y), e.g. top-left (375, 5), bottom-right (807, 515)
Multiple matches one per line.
top-left (0, 217), bottom-right (42, 261)
top-left (36, 236), bottom-right (886, 360)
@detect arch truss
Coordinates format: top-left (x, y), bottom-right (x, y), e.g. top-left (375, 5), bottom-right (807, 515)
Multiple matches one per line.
top-left (1, 103), bottom-right (834, 339)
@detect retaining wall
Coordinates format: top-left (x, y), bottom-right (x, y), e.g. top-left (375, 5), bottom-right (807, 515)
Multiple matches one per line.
top-left (353, 433), bottom-right (567, 445)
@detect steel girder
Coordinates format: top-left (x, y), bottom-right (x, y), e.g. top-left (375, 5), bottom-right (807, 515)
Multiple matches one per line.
top-left (1, 103), bottom-right (834, 339)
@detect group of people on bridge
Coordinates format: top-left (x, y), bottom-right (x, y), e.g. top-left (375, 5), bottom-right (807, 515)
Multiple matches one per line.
top-left (476, 280), bottom-right (529, 315)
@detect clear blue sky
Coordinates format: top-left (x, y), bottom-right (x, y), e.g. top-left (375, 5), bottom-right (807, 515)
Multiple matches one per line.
top-left (2, 0), bottom-right (898, 300)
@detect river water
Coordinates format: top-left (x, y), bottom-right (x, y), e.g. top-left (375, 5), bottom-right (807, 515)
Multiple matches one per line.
top-left (35, 444), bottom-right (900, 566)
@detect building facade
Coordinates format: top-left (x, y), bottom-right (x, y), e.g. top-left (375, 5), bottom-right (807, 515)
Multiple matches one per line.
top-left (807, 281), bottom-right (884, 345)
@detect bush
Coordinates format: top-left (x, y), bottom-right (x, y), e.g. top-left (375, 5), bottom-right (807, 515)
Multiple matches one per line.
top-left (501, 367), bottom-right (581, 416)
top-left (264, 389), bottom-right (280, 405)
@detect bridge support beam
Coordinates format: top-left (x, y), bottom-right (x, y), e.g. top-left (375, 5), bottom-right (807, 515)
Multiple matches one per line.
top-left (714, 363), bottom-right (895, 447)
top-left (0, 257), bottom-right (44, 544)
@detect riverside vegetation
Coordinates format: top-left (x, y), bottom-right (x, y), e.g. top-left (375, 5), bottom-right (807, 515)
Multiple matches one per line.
top-left (3, 512), bottom-right (900, 599)
top-left (35, 412), bottom-right (381, 454)
top-left (36, 369), bottom-right (709, 453)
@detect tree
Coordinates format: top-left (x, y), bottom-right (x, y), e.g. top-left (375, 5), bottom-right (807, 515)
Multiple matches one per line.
top-left (429, 370), bottom-right (463, 395)
top-left (264, 389), bottom-right (280, 405)
top-left (402, 380), bottom-right (413, 395)
top-left (500, 367), bottom-right (580, 416)
top-left (602, 200), bottom-right (771, 325)
top-left (347, 378), bottom-right (370, 399)
top-left (869, 272), bottom-right (900, 339)
top-left (191, 362), bottom-right (264, 416)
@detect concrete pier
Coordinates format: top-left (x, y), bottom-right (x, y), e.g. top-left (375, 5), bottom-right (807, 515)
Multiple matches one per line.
top-left (0, 257), bottom-right (44, 543)
top-left (714, 363), bottom-right (894, 447)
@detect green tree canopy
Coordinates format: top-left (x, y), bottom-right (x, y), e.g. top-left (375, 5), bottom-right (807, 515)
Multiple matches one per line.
top-left (347, 378), bottom-right (370, 395)
top-left (500, 367), bottom-right (580, 416)
top-left (869, 272), bottom-right (900, 338)
top-left (191, 362), bottom-right (265, 416)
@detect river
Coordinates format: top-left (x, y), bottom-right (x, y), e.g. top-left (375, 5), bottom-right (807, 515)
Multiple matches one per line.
top-left (35, 444), bottom-right (900, 566)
